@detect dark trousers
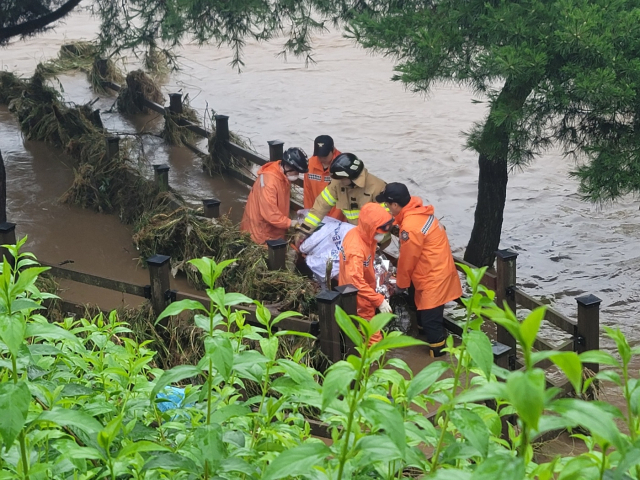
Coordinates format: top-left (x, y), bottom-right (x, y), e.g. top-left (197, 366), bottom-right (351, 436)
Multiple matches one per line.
top-left (418, 305), bottom-right (446, 346)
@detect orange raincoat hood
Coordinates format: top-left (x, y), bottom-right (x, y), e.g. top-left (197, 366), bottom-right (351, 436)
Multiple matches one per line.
top-left (356, 203), bottom-right (393, 245)
top-left (240, 160), bottom-right (292, 245)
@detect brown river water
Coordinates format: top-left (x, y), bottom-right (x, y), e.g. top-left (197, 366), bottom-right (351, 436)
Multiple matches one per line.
top-left (1, 4), bottom-right (639, 362)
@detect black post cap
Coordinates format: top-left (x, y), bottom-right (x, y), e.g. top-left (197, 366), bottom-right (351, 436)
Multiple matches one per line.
top-left (203, 198), bottom-right (221, 206)
top-left (106, 136), bottom-right (119, 143)
top-left (214, 114), bottom-right (229, 121)
top-left (316, 290), bottom-right (341, 304)
top-left (491, 340), bottom-right (512, 357)
top-left (147, 254), bottom-right (171, 267)
top-left (576, 294), bottom-right (602, 308)
top-left (334, 284), bottom-right (358, 296)
top-left (495, 249), bottom-right (519, 260)
top-left (169, 93), bottom-right (182, 99)
top-left (266, 239), bottom-right (288, 250)
top-left (267, 140), bottom-right (284, 147)
top-left (0, 222), bottom-right (16, 233)
top-left (153, 164), bottom-right (170, 173)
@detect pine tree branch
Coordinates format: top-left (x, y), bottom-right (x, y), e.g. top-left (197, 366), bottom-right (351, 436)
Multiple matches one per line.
top-left (0, 0), bottom-right (83, 42)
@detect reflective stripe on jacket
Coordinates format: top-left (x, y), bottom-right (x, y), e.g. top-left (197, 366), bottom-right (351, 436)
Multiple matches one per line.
top-left (338, 203), bottom-right (392, 323)
top-left (303, 150), bottom-right (345, 221)
top-left (240, 161), bottom-right (292, 244)
top-left (301, 168), bottom-right (386, 233)
top-left (394, 196), bottom-right (462, 310)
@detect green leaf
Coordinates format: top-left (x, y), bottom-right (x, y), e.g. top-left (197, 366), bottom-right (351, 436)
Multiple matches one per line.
top-left (354, 435), bottom-right (402, 463)
top-left (450, 408), bottom-right (490, 458)
top-left (143, 453), bottom-right (198, 473)
top-left (465, 330), bottom-right (493, 379)
top-left (579, 350), bottom-right (620, 367)
top-left (506, 369), bottom-right (546, 430)
top-left (406, 361), bottom-right (449, 400)
top-left (195, 424), bottom-right (224, 465)
top-left (223, 292), bottom-right (253, 306)
top-left (61, 384), bottom-right (94, 397)
top-left (259, 336), bottom-right (279, 362)
top-left (0, 381), bottom-right (30, 447)
top-left (151, 365), bottom-right (201, 399)
top-left (369, 312), bottom-right (395, 335)
top-left (262, 442), bottom-right (330, 480)
top-left (206, 336), bottom-right (233, 381)
top-left (25, 322), bottom-right (79, 343)
top-left (472, 454), bottom-right (525, 480)
top-left (210, 405), bottom-right (251, 425)
top-left (558, 456), bottom-right (599, 480)
top-left (370, 335), bottom-right (426, 354)
top-left (334, 306), bottom-right (363, 347)
top-left (549, 351), bottom-right (582, 394)
top-left (117, 440), bottom-right (170, 459)
top-left (322, 361), bottom-right (356, 410)
top-left (359, 399), bottom-right (405, 455)
top-left (0, 313), bottom-right (25, 357)
top-left (550, 398), bottom-right (625, 450)
top-left (520, 306), bottom-right (546, 353)
top-left (11, 267), bottom-right (49, 298)
top-left (189, 258), bottom-right (215, 287)
top-left (455, 382), bottom-right (508, 404)
top-left (155, 299), bottom-right (206, 324)
top-left (38, 407), bottom-right (103, 435)
top-left (604, 327), bottom-right (631, 367)
top-left (11, 298), bottom-right (43, 312)
top-left (271, 310), bottom-right (303, 327)
top-left (220, 457), bottom-right (257, 476)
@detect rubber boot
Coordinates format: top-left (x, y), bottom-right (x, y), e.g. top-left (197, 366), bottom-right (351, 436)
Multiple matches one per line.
top-left (428, 339), bottom-right (446, 358)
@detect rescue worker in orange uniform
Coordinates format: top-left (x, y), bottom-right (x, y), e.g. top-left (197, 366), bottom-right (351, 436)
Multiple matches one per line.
top-left (240, 147), bottom-right (309, 245)
top-left (339, 203), bottom-right (394, 344)
top-left (303, 135), bottom-right (344, 221)
top-left (376, 183), bottom-right (462, 357)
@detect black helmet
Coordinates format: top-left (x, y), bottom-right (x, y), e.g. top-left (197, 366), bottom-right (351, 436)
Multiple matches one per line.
top-left (330, 153), bottom-right (364, 180)
top-left (282, 147), bottom-right (309, 173)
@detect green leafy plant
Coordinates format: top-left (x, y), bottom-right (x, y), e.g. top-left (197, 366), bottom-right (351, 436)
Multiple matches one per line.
top-left (2, 240), bottom-right (640, 479)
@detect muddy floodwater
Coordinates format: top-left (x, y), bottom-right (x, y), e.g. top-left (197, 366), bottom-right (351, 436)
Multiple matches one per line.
top-left (1, 4), bottom-right (639, 359)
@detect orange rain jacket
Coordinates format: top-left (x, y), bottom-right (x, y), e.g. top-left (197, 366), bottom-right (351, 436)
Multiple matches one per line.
top-left (339, 203), bottom-right (393, 342)
top-left (240, 160), bottom-right (292, 245)
top-left (394, 196), bottom-right (462, 310)
top-left (303, 149), bottom-right (344, 221)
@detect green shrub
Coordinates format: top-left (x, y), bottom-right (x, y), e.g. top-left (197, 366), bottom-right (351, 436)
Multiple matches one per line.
top-left (0, 239), bottom-right (639, 479)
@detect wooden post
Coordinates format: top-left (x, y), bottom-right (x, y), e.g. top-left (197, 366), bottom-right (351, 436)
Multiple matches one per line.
top-left (266, 239), bottom-right (288, 271)
top-left (576, 294), bottom-right (602, 374)
top-left (147, 255), bottom-right (171, 321)
top-left (169, 93), bottom-right (183, 114)
top-left (215, 115), bottom-right (230, 143)
top-left (317, 290), bottom-right (342, 364)
top-left (0, 222), bottom-right (16, 264)
top-left (91, 109), bottom-right (104, 129)
top-left (202, 198), bottom-right (221, 219)
top-left (335, 284), bottom-right (359, 357)
top-left (495, 249), bottom-right (518, 370)
top-left (214, 115), bottom-right (231, 169)
top-left (153, 164), bottom-right (170, 192)
top-left (268, 140), bottom-right (285, 161)
top-left (105, 136), bottom-right (120, 161)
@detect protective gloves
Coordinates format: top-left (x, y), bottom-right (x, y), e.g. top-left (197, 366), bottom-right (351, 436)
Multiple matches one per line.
top-left (379, 299), bottom-right (392, 313)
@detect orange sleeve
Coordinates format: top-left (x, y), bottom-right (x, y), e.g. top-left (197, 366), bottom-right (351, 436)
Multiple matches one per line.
top-left (345, 251), bottom-right (385, 309)
top-left (258, 177), bottom-right (292, 230)
top-left (396, 221), bottom-right (423, 289)
top-left (303, 174), bottom-right (315, 209)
